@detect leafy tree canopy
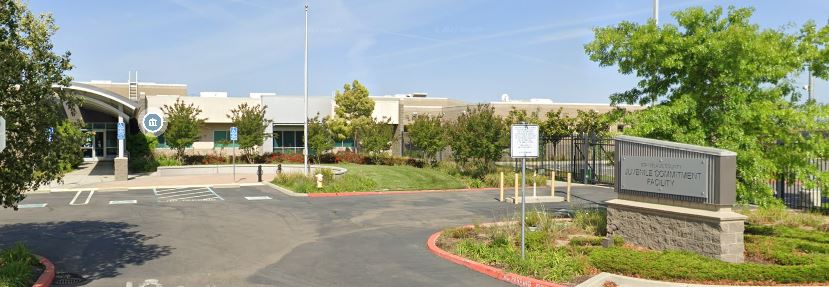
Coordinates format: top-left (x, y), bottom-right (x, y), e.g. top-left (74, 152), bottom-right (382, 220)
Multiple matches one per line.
top-left (228, 102), bottom-right (271, 161)
top-left (161, 99), bottom-right (206, 159)
top-left (357, 117), bottom-right (394, 157)
top-left (541, 108), bottom-right (575, 141)
top-left (308, 115), bottom-right (335, 163)
top-left (585, 6), bottom-right (829, 203)
top-left (0, 0), bottom-right (76, 208)
top-left (447, 104), bottom-right (508, 177)
top-left (406, 113), bottom-right (446, 163)
top-left (334, 80), bottom-right (374, 121)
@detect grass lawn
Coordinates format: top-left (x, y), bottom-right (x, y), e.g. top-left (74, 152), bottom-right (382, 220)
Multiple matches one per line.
top-left (272, 163), bottom-right (468, 193)
top-left (437, 208), bottom-right (829, 286)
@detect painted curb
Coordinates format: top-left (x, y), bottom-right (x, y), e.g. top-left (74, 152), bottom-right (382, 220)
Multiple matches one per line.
top-left (307, 187), bottom-right (498, 197)
top-left (426, 230), bottom-right (566, 287)
top-left (33, 255), bottom-right (55, 287)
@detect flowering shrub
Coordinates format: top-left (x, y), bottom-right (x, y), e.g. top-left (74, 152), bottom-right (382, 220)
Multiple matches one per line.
top-left (333, 151), bottom-right (366, 164)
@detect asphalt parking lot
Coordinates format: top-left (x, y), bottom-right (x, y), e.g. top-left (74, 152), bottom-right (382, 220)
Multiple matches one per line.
top-left (0, 185), bottom-right (615, 287)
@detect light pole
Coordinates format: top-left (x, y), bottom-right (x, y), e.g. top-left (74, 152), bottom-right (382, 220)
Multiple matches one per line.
top-left (303, 3), bottom-right (310, 176)
top-left (808, 65), bottom-right (814, 102)
top-left (653, 0), bottom-right (659, 25)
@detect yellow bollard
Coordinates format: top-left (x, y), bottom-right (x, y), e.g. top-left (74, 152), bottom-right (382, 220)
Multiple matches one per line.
top-left (499, 172), bottom-right (505, 202)
top-left (551, 171), bottom-right (556, 197)
top-left (566, 172), bottom-right (572, 202)
top-left (514, 173), bottom-right (519, 204)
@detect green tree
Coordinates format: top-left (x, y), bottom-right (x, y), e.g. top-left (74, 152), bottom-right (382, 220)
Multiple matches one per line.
top-left (307, 115), bottom-right (335, 164)
top-left (585, 6), bottom-right (829, 203)
top-left (0, 0), bottom-right (76, 208)
top-left (573, 109), bottom-right (622, 137)
top-left (228, 102), bottom-right (271, 162)
top-left (55, 121), bottom-right (86, 173)
top-left (406, 114), bottom-right (446, 164)
top-left (334, 80), bottom-right (375, 152)
top-left (447, 104), bottom-right (508, 177)
top-left (541, 108), bottom-right (575, 140)
top-left (325, 116), bottom-right (352, 149)
top-left (161, 99), bottom-right (206, 159)
top-left (504, 107), bottom-right (541, 125)
top-left (357, 117), bottom-right (394, 159)
top-left (126, 133), bottom-right (159, 172)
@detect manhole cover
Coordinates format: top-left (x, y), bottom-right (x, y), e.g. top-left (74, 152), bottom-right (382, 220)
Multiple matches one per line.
top-left (52, 272), bottom-right (90, 286)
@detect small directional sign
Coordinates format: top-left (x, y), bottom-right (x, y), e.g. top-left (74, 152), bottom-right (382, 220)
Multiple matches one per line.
top-left (117, 122), bottom-right (125, 141)
top-left (230, 127), bottom-right (238, 141)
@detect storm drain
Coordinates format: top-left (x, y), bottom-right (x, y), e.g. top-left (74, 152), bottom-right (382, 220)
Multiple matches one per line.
top-left (52, 272), bottom-right (90, 286)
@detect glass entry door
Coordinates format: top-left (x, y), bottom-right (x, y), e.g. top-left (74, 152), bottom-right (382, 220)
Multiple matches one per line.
top-left (82, 129), bottom-right (116, 161)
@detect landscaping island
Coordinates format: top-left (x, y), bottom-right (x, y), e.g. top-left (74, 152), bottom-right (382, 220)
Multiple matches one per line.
top-left (434, 207), bottom-right (829, 286)
top-left (272, 163), bottom-right (471, 193)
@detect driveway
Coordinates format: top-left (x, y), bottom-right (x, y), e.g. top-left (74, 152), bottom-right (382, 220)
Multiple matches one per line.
top-left (0, 185), bottom-right (615, 287)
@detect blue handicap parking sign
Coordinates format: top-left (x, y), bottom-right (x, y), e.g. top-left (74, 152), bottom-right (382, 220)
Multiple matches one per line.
top-left (230, 127), bottom-right (238, 141)
top-left (117, 122), bottom-right (126, 141)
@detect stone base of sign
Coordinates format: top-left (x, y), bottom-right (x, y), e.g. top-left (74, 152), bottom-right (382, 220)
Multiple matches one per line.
top-left (114, 157), bottom-right (128, 181)
top-left (509, 196), bottom-right (565, 204)
top-left (606, 199), bottom-right (747, 263)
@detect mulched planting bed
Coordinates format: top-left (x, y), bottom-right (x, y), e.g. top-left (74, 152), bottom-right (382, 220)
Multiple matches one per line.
top-left (437, 209), bottom-right (829, 286)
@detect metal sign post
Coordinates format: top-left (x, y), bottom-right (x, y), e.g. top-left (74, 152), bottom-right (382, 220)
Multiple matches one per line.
top-left (230, 127), bottom-right (238, 182)
top-left (510, 123), bottom-right (540, 260)
top-left (0, 116), bottom-right (5, 152)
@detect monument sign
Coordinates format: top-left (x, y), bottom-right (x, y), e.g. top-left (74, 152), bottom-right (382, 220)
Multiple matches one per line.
top-left (607, 135), bottom-right (746, 263)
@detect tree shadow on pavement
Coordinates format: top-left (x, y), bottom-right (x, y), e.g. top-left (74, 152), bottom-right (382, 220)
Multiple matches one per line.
top-left (0, 221), bottom-right (173, 280)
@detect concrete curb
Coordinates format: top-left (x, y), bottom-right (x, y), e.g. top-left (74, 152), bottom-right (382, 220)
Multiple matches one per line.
top-left (263, 182), bottom-right (309, 197)
top-left (33, 255), bottom-right (55, 287)
top-left (574, 272), bottom-right (828, 287)
top-left (307, 187), bottom-right (498, 197)
top-left (34, 182), bottom-right (267, 193)
top-left (426, 230), bottom-right (565, 287)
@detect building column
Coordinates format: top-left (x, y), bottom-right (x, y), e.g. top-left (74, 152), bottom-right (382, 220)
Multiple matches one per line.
top-left (114, 106), bottom-right (128, 181)
top-left (118, 115), bottom-right (125, 158)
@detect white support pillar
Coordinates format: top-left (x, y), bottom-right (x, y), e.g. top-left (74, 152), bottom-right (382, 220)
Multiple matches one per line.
top-left (118, 115), bottom-right (125, 158)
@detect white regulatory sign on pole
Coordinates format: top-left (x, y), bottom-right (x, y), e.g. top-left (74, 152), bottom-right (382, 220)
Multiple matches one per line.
top-left (510, 124), bottom-right (539, 158)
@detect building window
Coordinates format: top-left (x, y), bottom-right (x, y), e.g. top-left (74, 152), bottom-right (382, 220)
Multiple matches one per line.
top-left (157, 134), bottom-right (168, 148)
top-left (335, 138), bottom-right (354, 148)
top-left (213, 130), bottom-right (238, 148)
top-left (272, 130), bottom-right (304, 154)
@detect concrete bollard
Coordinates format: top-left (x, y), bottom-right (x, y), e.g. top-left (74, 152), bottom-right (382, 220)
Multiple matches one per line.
top-left (566, 172), bottom-right (572, 202)
top-left (532, 172), bottom-right (537, 197)
top-left (551, 171), bottom-right (556, 197)
top-left (514, 173), bottom-right (519, 205)
top-left (499, 172), bottom-right (505, 202)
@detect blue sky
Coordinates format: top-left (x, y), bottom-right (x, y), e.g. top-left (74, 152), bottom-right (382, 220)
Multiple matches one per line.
top-left (29, 0), bottom-right (829, 103)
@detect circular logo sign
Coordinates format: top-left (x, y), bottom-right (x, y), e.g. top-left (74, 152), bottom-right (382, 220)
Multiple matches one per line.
top-left (140, 107), bottom-right (166, 135)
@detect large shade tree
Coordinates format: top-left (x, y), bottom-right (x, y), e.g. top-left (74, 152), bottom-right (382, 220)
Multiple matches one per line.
top-left (585, 6), bottom-right (829, 203)
top-left (0, 0), bottom-right (78, 208)
top-left (447, 104), bottom-right (508, 177)
top-left (333, 80), bottom-right (374, 152)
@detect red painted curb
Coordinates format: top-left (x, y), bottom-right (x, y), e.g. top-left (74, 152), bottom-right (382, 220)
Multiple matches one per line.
top-left (427, 230), bottom-right (566, 287)
top-left (33, 255), bottom-right (55, 287)
top-left (307, 187), bottom-right (498, 197)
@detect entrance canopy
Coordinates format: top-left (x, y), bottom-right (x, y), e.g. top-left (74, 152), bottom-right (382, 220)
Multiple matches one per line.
top-left (56, 82), bottom-right (139, 120)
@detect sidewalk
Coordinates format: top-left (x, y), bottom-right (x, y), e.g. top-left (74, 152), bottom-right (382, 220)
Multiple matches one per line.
top-left (37, 162), bottom-right (277, 191)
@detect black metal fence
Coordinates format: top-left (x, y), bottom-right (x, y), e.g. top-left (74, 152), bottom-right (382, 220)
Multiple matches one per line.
top-left (772, 159), bottom-right (829, 212)
top-left (509, 134), bottom-right (616, 185)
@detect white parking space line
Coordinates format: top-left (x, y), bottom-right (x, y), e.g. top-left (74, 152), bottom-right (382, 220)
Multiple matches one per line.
top-left (245, 196), bottom-right (272, 200)
top-left (69, 190), bottom-right (95, 205)
top-left (207, 187), bottom-right (223, 201)
top-left (109, 200), bottom-right (137, 205)
top-left (18, 203), bottom-right (48, 209)
top-left (154, 187), bottom-right (223, 202)
top-left (156, 191), bottom-right (212, 199)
